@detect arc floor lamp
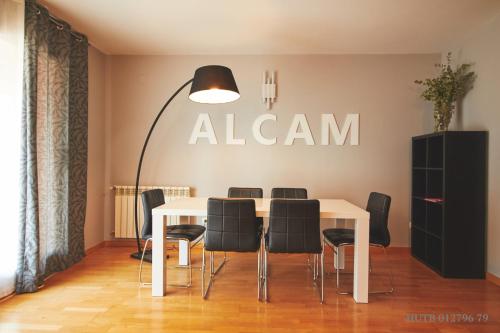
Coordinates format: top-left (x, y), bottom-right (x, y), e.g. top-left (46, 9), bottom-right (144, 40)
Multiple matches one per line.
top-left (131, 65), bottom-right (240, 261)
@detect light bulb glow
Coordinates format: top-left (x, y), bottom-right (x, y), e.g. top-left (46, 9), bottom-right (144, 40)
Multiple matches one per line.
top-left (189, 89), bottom-right (240, 104)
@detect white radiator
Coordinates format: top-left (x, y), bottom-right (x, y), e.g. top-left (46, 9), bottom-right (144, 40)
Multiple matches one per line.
top-left (112, 185), bottom-right (190, 238)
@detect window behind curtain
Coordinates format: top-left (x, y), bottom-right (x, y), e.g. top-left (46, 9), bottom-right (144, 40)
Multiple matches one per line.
top-left (0, 0), bottom-right (24, 298)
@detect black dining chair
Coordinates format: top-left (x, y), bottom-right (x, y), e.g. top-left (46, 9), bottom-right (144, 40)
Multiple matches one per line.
top-left (228, 187), bottom-right (263, 198)
top-left (271, 188), bottom-right (316, 269)
top-left (139, 189), bottom-right (205, 288)
top-left (228, 187), bottom-right (264, 230)
top-left (271, 187), bottom-right (308, 199)
top-left (322, 192), bottom-right (393, 296)
top-left (264, 199), bottom-right (324, 303)
top-left (202, 198), bottom-right (263, 300)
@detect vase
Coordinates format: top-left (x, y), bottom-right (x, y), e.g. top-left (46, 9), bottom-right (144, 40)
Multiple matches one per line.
top-left (434, 104), bottom-right (453, 132)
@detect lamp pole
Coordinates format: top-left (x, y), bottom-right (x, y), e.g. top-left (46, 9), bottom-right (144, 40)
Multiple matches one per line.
top-left (130, 78), bottom-right (194, 261)
top-left (128, 64), bottom-right (239, 261)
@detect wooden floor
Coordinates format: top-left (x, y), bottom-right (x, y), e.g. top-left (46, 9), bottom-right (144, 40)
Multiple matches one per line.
top-left (1, 246), bottom-right (499, 333)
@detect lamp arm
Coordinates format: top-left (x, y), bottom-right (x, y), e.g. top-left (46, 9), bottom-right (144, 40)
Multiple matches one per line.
top-left (133, 78), bottom-right (194, 255)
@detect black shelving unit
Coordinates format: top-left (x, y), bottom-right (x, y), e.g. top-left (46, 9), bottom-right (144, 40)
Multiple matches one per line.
top-left (411, 131), bottom-right (487, 278)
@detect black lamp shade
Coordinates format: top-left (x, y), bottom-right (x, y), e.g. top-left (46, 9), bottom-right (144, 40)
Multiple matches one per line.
top-left (189, 65), bottom-right (240, 104)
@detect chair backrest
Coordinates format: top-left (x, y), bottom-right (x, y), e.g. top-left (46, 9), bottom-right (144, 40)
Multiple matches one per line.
top-left (271, 187), bottom-right (308, 199)
top-left (228, 187), bottom-right (263, 198)
top-left (268, 199), bottom-right (321, 254)
top-left (366, 192), bottom-right (392, 247)
top-left (141, 189), bottom-right (165, 240)
top-left (205, 198), bottom-right (260, 252)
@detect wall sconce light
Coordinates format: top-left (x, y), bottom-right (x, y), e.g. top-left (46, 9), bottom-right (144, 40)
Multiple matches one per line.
top-left (262, 70), bottom-right (277, 110)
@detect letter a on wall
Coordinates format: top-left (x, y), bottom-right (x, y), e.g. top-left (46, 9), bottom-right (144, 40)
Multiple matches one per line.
top-left (284, 114), bottom-right (315, 145)
top-left (189, 113), bottom-right (218, 144)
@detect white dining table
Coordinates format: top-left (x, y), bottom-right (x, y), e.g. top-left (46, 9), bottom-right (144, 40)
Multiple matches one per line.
top-left (152, 197), bottom-right (370, 303)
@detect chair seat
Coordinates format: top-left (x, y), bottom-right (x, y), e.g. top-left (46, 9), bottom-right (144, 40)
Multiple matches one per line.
top-left (168, 224), bottom-right (206, 241)
top-left (205, 229), bottom-right (262, 252)
top-left (323, 228), bottom-right (389, 247)
top-left (323, 228), bottom-right (355, 247)
top-left (264, 232), bottom-right (322, 254)
top-left (143, 224), bottom-right (206, 242)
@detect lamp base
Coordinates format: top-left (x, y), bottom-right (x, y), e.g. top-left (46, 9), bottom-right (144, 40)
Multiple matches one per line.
top-left (130, 250), bottom-right (169, 263)
top-left (130, 250), bottom-right (151, 262)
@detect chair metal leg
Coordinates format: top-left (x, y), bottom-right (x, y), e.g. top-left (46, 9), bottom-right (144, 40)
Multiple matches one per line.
top-left (188, 242), bottom-right (192, 287)
top-left (382, 247), bottom-right (395, 294)
top-left (257, 246), bottom-right (261, 300)
top-left (202, 250), bottom-right (229, 299)
top-left (326, 241), bottom-right (394, 295)
top-left (316, 254), bottom-right (320, 280)
top-left (321, 243), bottom-right (325, 304)
top-left (307, 254), bottom-right (313, 272)
top-left (166, 237), bottom-right (195, 288)
top-left (210, 251), bottom-right (215, 275)
top-left (334, 246), bottom-right (340, 289)
top-left (138, 238), bottom-right (152, 286)
top-left (140, 235), bottom-right (202, 289)
top-left (313, 254), bottom-right (320, 281)
top-left (201, 247), bottom-right (206, 297)
top-left (259, 234), bottom-right (265, 302)
top-left (312, 254), bottom-right (316, 280)
top-left (264, 248), bottom-right (268, 302)
top-left (202, 251), bottom-right (214, 299)
top-left (369, 253), bottom-right (373, 273)
top-left (333, 244), bottom-right (351, 295)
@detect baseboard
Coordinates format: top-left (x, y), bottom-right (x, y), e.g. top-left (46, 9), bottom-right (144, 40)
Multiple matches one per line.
top-left (85, 241), bottom-right (105, 255)
top-left (387, 246), bottom-right (411, 254)
top-left (85, 239), bottom-right (140, 253)
top-left (0, 291), bottom-right (15, 304)
top-left (103, 239), bottom-right (138, 247)
top-left (486, 272), bottom-right (500, 287)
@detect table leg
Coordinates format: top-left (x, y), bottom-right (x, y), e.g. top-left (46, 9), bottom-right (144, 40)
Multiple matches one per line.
top-left (332, 218), bottom-right (345, 270)
top-left (353, 217), bottom-right (369, 303)
top-left (152, 214), bottom-right (166, 297)
top-left (178, 216), bottom-right (190, 266)
top-left (334, 246), bottom-right (345, 269)
top-left (179, 240), bottom-right (189, 266)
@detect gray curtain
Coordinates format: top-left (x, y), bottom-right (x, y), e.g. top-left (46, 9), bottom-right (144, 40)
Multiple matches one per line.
top-left (17, 0), bottom-right (88, 293)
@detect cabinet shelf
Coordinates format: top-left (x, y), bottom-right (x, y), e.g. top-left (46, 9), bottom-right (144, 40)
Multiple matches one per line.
top-left (412, 167), bottom-right (443, 171)
top-left (423, 198), bottom-right (444, 204)
top-left (426, 230), bottom-right (442, 241)
top-left (411, 223), bottom-right (441, 240)
top-left (412, 196), bottom-right (444, 204)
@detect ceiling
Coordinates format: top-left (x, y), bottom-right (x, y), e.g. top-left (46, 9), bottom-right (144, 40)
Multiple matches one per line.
top-left (40, 0), bottom-right (500, 55)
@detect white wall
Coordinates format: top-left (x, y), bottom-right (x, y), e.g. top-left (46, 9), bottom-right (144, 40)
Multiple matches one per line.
top-left (446, 13), bottom-right (500, 277)
top-left (85, 45), bottom-right (106, 250)
top-left (102, 54), bottom-right (438, 246)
